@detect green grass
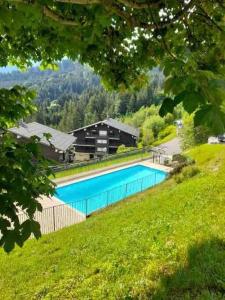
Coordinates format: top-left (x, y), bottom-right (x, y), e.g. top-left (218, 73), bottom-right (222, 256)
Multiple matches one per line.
top-left (53, 151), bottom-right (150, 179)
top-left (0, 144), bottom-right (225, 299)
top-left (153, 125), bottom-right (177, 146)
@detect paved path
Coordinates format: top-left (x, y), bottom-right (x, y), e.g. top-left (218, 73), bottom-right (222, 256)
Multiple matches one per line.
top-left (158, 137), bottom-right (182, 155)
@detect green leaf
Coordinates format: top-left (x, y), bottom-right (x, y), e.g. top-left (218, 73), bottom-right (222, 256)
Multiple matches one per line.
top-left (21, 219), bottom-right (41, 241)
top-left (31, 220), bottom-right (41, 240)
top-left (2, 231), bottom-right (16, 253)
top-left (174, 91), bottom-right (204, 114)
top-left (194, 105), bottom-right (225, 134)
top-left (159, 97), bottom-right (174, 117)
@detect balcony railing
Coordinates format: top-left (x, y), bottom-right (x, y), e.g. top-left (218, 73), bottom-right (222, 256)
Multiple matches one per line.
top-left (85, 132), bottom-right (120, 140)
top-left (74, 142), bottom-right (95, 147)
top-left (108, 135), bottom-right (120, 140)
top-left (85, 134), bottom-right (98, 138)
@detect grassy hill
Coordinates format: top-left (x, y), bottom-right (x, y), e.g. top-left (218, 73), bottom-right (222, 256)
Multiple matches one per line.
top-left (0, 144), bottom-right (225, 299)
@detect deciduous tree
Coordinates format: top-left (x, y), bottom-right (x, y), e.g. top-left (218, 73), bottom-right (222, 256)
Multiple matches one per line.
top-left (1, 0), bottom-right (225, 129)
top-left (0, 87), bottom-right (55, 252)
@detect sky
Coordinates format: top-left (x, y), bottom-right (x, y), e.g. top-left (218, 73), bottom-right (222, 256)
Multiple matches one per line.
top-left (0, 66), bottom-right (18, 73)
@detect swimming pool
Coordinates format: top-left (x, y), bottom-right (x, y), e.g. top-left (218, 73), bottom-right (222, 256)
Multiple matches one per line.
top-left (55, 165), bottom-right (167, 215)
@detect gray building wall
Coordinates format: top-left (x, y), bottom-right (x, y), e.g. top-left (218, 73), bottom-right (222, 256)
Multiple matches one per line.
top-left (72, 122), bottom-right (138, 160)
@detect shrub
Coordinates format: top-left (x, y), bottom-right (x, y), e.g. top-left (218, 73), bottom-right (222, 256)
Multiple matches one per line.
top-left (174, 165), bottom-right (200, 184)
top-left (143, 115), bottom-right (165, 138)
top-left (170, 154), bottom-right (195, 175)
top-left (182, 165), bottom-right (200, 177)
top-left (117, 144), bottom-right (136, 153)
top-left (158, 125), bottom-right (176, 140)
top-left (173, 154), bottom-right (190, 163)
top-left (142, 129), bottom-right (154, 147)
top-left (180, 114), bottom-right (211, 150)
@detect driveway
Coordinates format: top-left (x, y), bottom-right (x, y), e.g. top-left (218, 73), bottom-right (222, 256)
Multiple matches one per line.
top-left (159, 137), bottom-right (182, 155)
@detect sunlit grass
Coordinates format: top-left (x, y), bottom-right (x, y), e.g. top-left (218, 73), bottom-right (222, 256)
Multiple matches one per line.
top-left (153, 125), bottom-right (177, 146)
top-left (0, 144), bottom-right (224, 299)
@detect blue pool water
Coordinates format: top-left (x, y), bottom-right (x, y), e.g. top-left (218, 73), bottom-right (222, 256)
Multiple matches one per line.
top-left (55, 165), bottom-right (167, 215)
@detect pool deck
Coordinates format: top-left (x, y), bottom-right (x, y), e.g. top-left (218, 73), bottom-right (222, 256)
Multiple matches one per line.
top-left (53, 158), bottom-right (172, 187)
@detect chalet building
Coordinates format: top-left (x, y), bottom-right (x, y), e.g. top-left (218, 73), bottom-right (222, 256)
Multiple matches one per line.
top-left (69, 118), bottom-right (139, 161)
top-left (9, 122), bottom-right (76, 162)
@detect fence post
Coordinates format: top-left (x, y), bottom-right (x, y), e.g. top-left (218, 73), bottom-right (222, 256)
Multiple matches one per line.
top-left (52, 206), bottom-right (56, 231)
top-left (125, 183), bottom-right (128, 196)
top-left (85, 198), bottom-right (88, 216)
top-left (106, 190), bottom-right (109, 207)
top-left (154, 172), bottom-right (157, 186)
top-left (141, 178), bottom-right (143, 191)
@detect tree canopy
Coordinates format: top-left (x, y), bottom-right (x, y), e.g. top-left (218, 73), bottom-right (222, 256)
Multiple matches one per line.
top-left (1, 0), bottom-right (225, 130)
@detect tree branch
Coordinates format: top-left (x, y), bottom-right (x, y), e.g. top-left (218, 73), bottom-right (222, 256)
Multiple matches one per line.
top-left (196, 4), bottom-right (224, 32)
top-left (142, 0), bottom-right (196, 29)
top-left (54, 0), bottom-right (100, 4)
top-left (13, 0), bottom-right (196, 31)
top-left (43, 6), bottom-right (79, 26)
top-left (117, 0), bottom-right (161, 9)
top-left (149, 7), bottom-right (177, 60)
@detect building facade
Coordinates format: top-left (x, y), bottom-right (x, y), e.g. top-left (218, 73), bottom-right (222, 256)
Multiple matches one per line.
top-left (70, 118), bottom-right (139, 161)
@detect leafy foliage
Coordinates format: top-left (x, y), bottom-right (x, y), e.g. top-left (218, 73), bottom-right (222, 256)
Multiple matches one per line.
top-left (122, 105), bottom-right (180, 147)
top-left (116, 144), bottom-right (136, 153)
top-left (180, 114), bottom-right (211, 150)
top-left (174, 165), bottom-right (200, 184)
top-left (0, 87), bottom-right (55, 252)
top-left (0, 1), bottom-right (225, 131)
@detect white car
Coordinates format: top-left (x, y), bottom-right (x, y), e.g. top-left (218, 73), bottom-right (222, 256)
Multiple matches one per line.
top-left (218, 134), bottom-right (225, 143)
top-left (208, 136), bottom-right (219, 144)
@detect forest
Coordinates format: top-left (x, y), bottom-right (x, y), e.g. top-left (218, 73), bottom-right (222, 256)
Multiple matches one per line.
top-left (0, 60), bottom-right (164, 132)
top-left (1, 60), bottom-right (209, 149)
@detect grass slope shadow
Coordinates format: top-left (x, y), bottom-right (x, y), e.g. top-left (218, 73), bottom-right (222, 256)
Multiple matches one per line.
top-left (153, 238), bottom-right (225, 299)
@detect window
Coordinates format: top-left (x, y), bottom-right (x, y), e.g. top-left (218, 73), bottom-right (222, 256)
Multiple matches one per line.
top-left (99, 130), bottom-right (107, 136)
top-left (97, 139), bottom-right (107, 144)
top-left (97, 147), bottom-right (107, 152)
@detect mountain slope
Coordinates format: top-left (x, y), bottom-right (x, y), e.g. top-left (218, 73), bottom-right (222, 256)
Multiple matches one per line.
top-left (0, 60), bottom-right (100, 101)
top-left (0, 144), bottom-right (224, 299)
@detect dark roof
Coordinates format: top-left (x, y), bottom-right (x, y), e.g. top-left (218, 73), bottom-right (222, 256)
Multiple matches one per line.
top-left (9, 122), bottom-right (76, 151)
top-left (70, 118), bottom-right (139, 137)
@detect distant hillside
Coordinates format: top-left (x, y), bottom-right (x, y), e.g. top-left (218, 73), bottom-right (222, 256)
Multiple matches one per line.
top-left (0, 60), bottom-right (100, 103)
top-left (0, 60), bottom-right (164, 132)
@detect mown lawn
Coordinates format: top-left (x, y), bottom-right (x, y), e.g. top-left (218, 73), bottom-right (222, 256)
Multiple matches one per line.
top-left (53, 151), bottom-right (150, 179)
top-left (0, 144), bottom-right (225, 299)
